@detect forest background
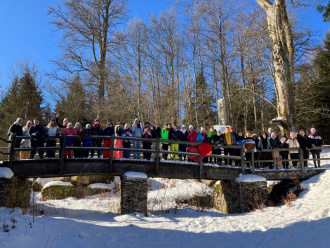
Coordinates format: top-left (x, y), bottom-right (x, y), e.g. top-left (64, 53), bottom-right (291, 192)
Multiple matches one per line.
top-left (0, 0), bottom-right (329, 145)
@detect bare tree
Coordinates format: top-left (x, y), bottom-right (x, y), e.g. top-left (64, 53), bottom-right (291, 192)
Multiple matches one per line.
top-left (255, 0), bottom-right (296, 134)
top-left (48, 0), bottom-right (128, 117)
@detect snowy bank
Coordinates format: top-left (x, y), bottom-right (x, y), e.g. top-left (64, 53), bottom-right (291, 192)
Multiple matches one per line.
top-left (43, 181), bottom-right (73, 189)
top-left (235, 174), bottom-right (266, 183)
top-left (124, 171), bottom-right (148, 179)
top-left (0, 167), bottom-right (14, 179)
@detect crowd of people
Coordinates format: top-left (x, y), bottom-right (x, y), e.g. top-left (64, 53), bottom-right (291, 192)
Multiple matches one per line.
top-left (7, 116), bottom-right (324, 169)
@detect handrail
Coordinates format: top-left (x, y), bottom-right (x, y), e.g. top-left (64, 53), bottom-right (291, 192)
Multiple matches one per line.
top-left (5, 133), bottom-right (330, 176)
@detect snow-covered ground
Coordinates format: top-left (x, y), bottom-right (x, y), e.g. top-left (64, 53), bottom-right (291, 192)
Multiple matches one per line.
top-left (0, 151), bottom-right (329, 248)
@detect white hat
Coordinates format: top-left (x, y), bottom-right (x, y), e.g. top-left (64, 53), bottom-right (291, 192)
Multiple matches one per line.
top-left (189, 125), bottom-right (194, 129)
top-left (181, 124), bottom-right (186, 128)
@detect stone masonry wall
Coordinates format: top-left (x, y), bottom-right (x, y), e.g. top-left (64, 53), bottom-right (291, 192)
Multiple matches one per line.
top-left (0, 177), bottom-right (32, 208)
top-left (120, 172), bottom-right (148, 214)
top-left (214, 179), bottom-right (267, 214)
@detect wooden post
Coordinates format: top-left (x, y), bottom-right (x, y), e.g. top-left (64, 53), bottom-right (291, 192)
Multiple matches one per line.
top-left (109, 135), bottom-right (114, 172)
top-left (155, 137), bottom-right (160, 175)
top-left (199, 155), bottom-right (203, 179)
top-left (9, 134), bottom-right (16, 167)
top-left (251, 150), bottom-right (255, 174)
top-left (240, 146), bottom-right (245, 174)
top-left (60, 133), bottom-right (66, 175)
top-left (300, 148), bottom-right (305, 173)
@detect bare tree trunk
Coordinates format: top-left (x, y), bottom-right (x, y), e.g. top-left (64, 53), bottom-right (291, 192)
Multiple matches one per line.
top-left (256, 0), bottom-right (296, 135)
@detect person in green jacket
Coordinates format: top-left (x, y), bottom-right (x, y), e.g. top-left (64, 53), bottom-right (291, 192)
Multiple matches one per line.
top-left (161, 123), bottom-right (170, 160)
top-left (206, 127), bottom-right (217, 162)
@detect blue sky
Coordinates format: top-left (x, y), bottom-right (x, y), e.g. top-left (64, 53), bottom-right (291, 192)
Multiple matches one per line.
top-left (0, 0), bottom-right (328, 93)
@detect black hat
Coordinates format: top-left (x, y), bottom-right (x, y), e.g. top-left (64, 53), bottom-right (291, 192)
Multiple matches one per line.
top-left (94, 119), bottom-right (100, 123)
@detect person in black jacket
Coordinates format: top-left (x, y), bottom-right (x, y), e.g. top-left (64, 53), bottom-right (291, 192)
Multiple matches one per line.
top-left (280, 135), bottom-right (289, 169)
top-left (309, 128), bottom-right (324, 168)
top-left (169, 124), bottom-right (182, 160)
top-left (91, 119), bottom-right (103, 158)
top-left (297, 129), bottom-right (312, 167)
top-left (8, 118), bottom-right (23, 149)
top-left (28, 119), bottom-right (45, 159)
top-left (151, 122), bottom-right (161, 160)
top-left (142, 122), bottom-right (152, 160)
top-left (212, 130), bottom-right (225, 164)
top-left (269, 132), bottom-right (281, 169)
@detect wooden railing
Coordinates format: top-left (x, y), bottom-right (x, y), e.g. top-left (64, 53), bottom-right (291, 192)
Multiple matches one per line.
top-left (2, 134), bottom-right (329, 175)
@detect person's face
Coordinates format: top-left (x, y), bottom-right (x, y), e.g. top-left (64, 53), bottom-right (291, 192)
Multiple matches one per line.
top-left (63, 118), bottom-right (68, 125)
top-left (290, 132), bottom-right (295, 139)
top-left (300, 130), bottom-right (305, 136)
top-left (225, 128), bottom-right (229, 133)
top-left (168, 124), bottom-right (172, 129)
top-left (238, 132), bottom-right (242, 136)
top-left (109, 124), bottom-right (113, 127)
top-left (27, 121), bottom-right (32, 127)
top-left (311, 129), bottom-right (316, 134)
top-left (34, 120), bottom-right (39, 125)
top-left (189, 127), bottom-right (193, 131)
top-left (217, 132), bottom-right (221, 136)
top-left (263, 134), bottom-right (267, 139)
top-left (182, 127), bottom-right (186, 131)
top-left (145, 123), bottom-right (149, 128)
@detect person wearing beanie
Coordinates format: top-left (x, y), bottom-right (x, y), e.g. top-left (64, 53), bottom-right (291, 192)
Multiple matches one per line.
top-left (61, 122), bottom-right (74, 158)
top-left (179, 124), bottom-right (188, 161)
top-left (187, 125), bottom-right (197, 162)
top-left (113, 123), bottom-right (124, 159)
top-left (151, 122), bottom-right (161, 160)
top-left (212, 130), bottom-right (225, 164)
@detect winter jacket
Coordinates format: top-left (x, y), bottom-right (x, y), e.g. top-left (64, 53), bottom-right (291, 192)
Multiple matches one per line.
top-left (245, 137), bottom-right (256, 150)
top-left (81, 129), bottom-right (92, 146)
top-left (269, 136), bottom-right (281, 149)
top-left (151, 126), bottom-right (161, 139)
top-left (309, 133), bottom-right (323, 147)
top-left (161, 128), bottom-right (170, 144)
top-left (102, 126), bottom-right (114, 136)
top-left (212, 134), bottom-right (225, 148)
top-left (206, 131), bottom-right (217, 144)
top-left (297, 134), bottom-right (312, 150)
top-left (280, 140), bottom-right (289, 156)
top-left (196, 133), bottom-right (204, 143)
top-left (132, 124), bottom-right (143, 137)
top-left (180, 130), bottom-right (188, 142)
top-left (236, 135), bottom-right (245, 146)
top-left (187, 131), bottom-right (197, 142)
top-left (116, 126), bottom-right (123, 137)
top-left (21, 125), bottom-right (31, 147)
top-left (169, 129), bottom-right (182, 141)
top-left (258, 137), bottom-right (270, 150)
top-left (224, 132), bottom-right (236, 146)
top-left (9, 123), bottom-right (23, 137)
top-left (46, 126), bottom-right (60, 141)
top-left (92, 123), bottom-right (103, 136)
top-left (288, 138), bottom-right (300, 154)
top-left (29, 124), bottom-right (45, 147)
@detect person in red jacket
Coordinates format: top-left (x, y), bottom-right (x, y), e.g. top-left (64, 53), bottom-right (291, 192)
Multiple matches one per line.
top-left (187, 125), bottom-right (197, 162)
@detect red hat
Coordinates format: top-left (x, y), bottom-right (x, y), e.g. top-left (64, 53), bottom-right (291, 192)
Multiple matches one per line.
top-left (229, 126), bottom-right (234, 131)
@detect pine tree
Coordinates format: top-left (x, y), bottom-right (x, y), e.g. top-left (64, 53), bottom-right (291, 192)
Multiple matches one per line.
top-left (56, 75), bottom-right (91, 125)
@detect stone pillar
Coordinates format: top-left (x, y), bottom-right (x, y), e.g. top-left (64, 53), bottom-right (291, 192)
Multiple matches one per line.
top-left (214, 175), bottom-right (268, 214)
top-left (0, 177), bottom-right (32, 208)
top-left (120, 172), bottom-right (148, 214)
